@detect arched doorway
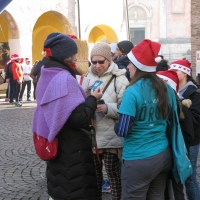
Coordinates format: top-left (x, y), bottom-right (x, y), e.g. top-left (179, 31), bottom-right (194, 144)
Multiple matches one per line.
top-left (88, 24), bottom-right (118, 44)
top-left (128, 3), bottom-right (152, 45)
top-left (0, 10), bottom-right (19, 69)
top-left (32, 11), bottom-right (74, 62)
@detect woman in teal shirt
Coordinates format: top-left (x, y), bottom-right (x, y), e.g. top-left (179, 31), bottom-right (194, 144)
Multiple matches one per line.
top-left (114, 39), bottom-right (177, 200)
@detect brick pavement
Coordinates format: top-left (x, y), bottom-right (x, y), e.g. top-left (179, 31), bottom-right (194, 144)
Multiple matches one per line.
top-left (0, 99), bottom-right (199, 200)
top-left (0, 100), bottom-right (112, 200)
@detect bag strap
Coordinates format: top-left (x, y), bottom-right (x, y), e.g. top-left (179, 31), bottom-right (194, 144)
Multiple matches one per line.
top-left (102, 74), bottom-right (116, 93)
top-left (80, 126), bottom-right (101, 163)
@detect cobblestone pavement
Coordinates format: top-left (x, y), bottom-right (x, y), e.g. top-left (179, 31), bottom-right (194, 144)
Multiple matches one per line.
top-left (0, 99), bottom-right (199, 200)
top-left (0, 100), bottom-right (112, 200)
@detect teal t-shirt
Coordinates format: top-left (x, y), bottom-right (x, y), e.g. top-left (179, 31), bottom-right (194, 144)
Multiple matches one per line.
top-left (118, 79), bottom-right (174, 160)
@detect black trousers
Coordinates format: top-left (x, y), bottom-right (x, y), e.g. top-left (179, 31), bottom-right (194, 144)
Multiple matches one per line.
top-left (33, 82), bottom-right (37, 100)
top-left (19, 80), bottom-right (31, 99)
top-left (165, 177), bottom-right (185, 200)
top-left (9, 79), bottom-right (15, 103)
top-left (14, 80), bottom-right (22, 102)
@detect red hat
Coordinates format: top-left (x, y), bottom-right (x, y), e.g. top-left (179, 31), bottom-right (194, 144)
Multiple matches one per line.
top-left (156, 70), bottom-right (179, 92)
top-left (169, 58), bottom-right (191, 76)
top-left (10, 53), bottom-right (19, 60)
top-left (25, 58), bottom-right (30, 62)
top-left (67, 34), bottom-right (78, 39)
top-left (127, 39), bottom-right (161, 72)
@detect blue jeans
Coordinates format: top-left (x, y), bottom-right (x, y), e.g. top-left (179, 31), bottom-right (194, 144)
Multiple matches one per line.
top-left (185, 144), bottom-right (200, 200)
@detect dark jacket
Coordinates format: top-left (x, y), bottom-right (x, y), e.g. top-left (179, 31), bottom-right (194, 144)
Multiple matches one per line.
top-left (33, 57), bottom-right (49, 81)
top-left (5, 61), bottom-right (13, 80)
top-left (114, 55), bottom-right (130, 81)
top-left (45, 59), bottom-right (98, 200)
top-left (179, 105), bottom-right (195, 147)
top-left (182, 85), bottom-right (200, 146)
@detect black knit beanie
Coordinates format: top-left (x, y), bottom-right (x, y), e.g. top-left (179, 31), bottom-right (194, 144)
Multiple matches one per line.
top-left (117, 40), bottom-right (134, 54)
top-left (44, 32), bottom-right (78, 61)
top-left (156, 59), bottom-right (169, 72)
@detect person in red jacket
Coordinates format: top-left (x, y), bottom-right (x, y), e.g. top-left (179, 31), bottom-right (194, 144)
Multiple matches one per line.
top-left (11, 53), bottom-right (23, 107)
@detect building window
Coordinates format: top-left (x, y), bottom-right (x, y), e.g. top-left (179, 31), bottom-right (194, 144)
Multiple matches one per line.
top-left (130, 28), bottom-right (145, 45)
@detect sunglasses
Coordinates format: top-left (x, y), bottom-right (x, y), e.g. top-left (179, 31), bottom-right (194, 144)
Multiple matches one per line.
top-left (91, 59), bottom-right (106, 65)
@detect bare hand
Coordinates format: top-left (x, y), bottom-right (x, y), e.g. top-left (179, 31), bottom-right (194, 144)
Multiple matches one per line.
top-left (96, 104), bottom-right (108, 114)
top-left (91, 86), bottom-right (103, 100)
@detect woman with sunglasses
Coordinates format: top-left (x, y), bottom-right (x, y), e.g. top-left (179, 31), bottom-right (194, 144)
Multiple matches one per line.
top-left (114, 39), bottom-right (177, 199)
top-left (86, 42), bottom-right (129, 200)
top-left (169, 58), bottom-right (200, 200)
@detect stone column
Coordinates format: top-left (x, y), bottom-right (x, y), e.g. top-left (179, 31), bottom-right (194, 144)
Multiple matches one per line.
top-left (159, 0), bottom-right (167, 38)
top-left (191, 0), bottom-right (200, 77)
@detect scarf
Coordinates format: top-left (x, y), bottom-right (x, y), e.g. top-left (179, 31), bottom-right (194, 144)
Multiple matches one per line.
top-left (32, 64), bottom-right (86, 142)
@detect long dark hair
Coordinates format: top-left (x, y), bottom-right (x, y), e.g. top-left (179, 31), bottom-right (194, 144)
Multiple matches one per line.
top-left (129, 68), bottom-right (171, 119)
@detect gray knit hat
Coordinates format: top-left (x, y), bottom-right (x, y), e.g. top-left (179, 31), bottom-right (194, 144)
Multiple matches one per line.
top-left (90, 42), bottom-right (111, 62)
top-left (117, 40), bottom-right (134, 54)
top-left (44, 32), bottom-right (78, 61)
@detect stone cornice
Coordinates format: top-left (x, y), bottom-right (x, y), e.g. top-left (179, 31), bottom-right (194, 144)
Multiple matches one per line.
top-left (159, 38), bottom-right (191, 44)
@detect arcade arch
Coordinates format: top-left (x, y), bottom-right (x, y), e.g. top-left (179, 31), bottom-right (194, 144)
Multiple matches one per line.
top-left (0, 10), bottom-right (19, 69)
top-left (87, 24), bottom-right (118, 44)
top-left (32, 11), bottom-right (74, 62)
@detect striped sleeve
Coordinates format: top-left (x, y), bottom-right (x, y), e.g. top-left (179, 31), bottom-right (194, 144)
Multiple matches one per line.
top-left (114, 114), bottom-right (134, 137)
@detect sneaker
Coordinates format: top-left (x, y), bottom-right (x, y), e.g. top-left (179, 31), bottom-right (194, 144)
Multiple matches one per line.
top-left (19, 98), bottom-right (22, 102)
top-left (15, 102), bottom-right (22, 107)
top-left (102, 187), bottom-right (111, 193)
top-left (27, 98), bottom-right (31, 101)
top-left (102, 180), bottom-right (111, 193)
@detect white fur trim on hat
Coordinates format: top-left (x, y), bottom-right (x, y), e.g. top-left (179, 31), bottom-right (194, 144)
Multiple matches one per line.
top-left (156, 74), bottom-right (177, 91)
top-left (155, 57), bottom-right (162, 63)
top-left (169, 63), bottom-right (191, 76)
top-left (127, 51), bottom-right (156, 72)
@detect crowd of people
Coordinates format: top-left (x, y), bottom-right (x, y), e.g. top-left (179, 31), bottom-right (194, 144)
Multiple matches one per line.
top-left (3, 31), bottom-right (199, 200)
top-left (3, 54), bottom-right (35, 107)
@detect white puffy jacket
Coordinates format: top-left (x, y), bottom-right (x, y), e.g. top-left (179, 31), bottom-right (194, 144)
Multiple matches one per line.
top-left (86, 62), bottom-right (129, 149)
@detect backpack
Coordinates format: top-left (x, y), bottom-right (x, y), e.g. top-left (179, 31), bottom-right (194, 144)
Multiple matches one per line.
top-left (33, 132), bottom-right (58, 161)
top-left (5, 62), bottom-right (13, 79)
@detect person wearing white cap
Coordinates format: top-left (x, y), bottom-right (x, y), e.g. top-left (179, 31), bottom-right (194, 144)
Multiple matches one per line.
top-left (110, 42), bottom-right (117, 60)
top-left (19, 58), bottom-right (32, 101)
top-left (169, 58), bottom-right (200, 200)
top-left (114, 39), bottom-right (179, 199)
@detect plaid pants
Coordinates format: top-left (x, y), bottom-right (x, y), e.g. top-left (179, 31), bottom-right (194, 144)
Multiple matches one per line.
top-left (93, 152), bottom-right (121, 200)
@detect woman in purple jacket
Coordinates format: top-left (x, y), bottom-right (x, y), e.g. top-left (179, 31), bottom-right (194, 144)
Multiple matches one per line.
top-left (32, 32), bottom-right (102, 200)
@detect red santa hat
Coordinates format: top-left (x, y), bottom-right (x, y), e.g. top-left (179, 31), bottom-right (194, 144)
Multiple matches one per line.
top-left (67, 34), bottom-right (78, 39)
top-left (169, 58), bottom-right (191, 76)
top-left (25, 58), bottom-right (30, 62)
top-left (127, 39), bottom-right (161, 72)
top-left (10, 53), bottom-right (19, 60)
top-left (156, 70), bottom-right (179, 92)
